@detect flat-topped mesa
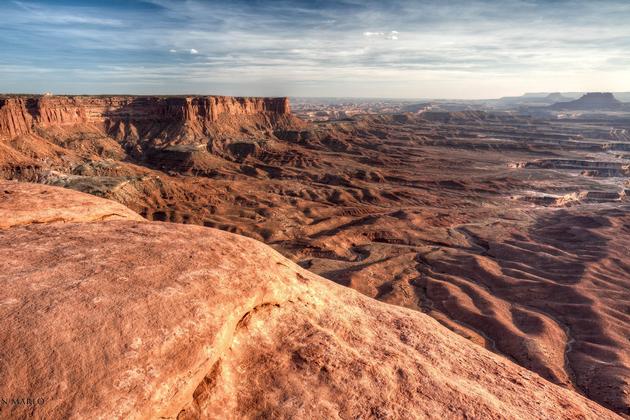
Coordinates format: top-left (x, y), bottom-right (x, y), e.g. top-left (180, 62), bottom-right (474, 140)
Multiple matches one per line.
top-left (0, 95), bottom-right (292, 140)
top-left (549, 92), bottom-right (623, 110)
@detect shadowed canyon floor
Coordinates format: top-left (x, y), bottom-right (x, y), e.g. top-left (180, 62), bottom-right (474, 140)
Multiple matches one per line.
top-left (0, 181), bottom-right (620, 419)
top-left (1, 95), bottom-right (629, 415)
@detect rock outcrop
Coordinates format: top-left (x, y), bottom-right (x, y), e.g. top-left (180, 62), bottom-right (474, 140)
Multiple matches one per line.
top-left (549, 92), bottom-right (623, 110)
top-left (0, 181), bottom-right (619, 419)
top-left (0, 95), bottom-right (292, 141)
top-left (0, 179), bottom-right (144, 229)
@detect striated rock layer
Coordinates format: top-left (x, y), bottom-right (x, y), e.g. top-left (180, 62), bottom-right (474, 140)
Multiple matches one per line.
top-left (0, 95), bottom-right (291, 140)
top-left (0, 181), bottom-right (620, 419)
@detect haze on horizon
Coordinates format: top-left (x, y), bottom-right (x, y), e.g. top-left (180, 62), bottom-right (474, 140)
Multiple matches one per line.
top-left (1, 0), bottom-right (629, 99)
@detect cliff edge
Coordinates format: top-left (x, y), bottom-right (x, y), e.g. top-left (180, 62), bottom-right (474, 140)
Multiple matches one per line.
top-left (0, 95), bottom-right (294, 142)
top-left (0, 181), bottom-right (618, 419)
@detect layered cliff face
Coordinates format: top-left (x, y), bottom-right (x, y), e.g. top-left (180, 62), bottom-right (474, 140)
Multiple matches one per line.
top-left (0, 98), bottom-right (33, 139)
top-left (0, 181), bottom-right (619, 419)
top-left (0, 95), bottom-right (292, 141)
top-left (0, 94), bottom-right (303, 190)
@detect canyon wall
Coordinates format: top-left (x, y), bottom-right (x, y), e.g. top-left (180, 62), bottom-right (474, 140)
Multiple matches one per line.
top-left (0, 95), bottom-right (291, 140)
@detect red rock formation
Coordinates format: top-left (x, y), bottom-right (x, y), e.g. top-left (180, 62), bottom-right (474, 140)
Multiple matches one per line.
top-left (0, 180), bottom-right (144, 229)
top-left (2, 100), bottom-right (628, 415)
top-left (0, 98), bottom-right (34, 139)
top-left (0, 181), bottom-right (619, 419)
top-left (0, 95), bottom-right (291, 140)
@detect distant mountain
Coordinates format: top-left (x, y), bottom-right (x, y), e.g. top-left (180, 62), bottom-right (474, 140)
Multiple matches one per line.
top-left (549, 92), bottom-right (623, 110)
top-left (493, 92), bottom-right (572, 108)
top-left (521, 92), bottom-right (582, 99)
top-left (508, 92), bottom-right (630, 102)
top-left (544, 92), bottom-right (570, 102)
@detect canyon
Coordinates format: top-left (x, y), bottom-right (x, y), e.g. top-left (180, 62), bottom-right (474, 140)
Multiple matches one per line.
top-left (1, 94), bottom-right (629, 417)
top-left (0, 180), bottom-right (619, 419)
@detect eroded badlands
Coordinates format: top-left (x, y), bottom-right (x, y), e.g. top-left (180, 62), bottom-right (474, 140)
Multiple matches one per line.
top-left (0, 95), bottom-right (628, 416)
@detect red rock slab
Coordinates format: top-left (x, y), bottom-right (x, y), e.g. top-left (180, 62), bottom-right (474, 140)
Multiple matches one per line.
top-left (0, 183), bottom-right (618, 419)
top-left (0, 180), bottom-right (144, 229)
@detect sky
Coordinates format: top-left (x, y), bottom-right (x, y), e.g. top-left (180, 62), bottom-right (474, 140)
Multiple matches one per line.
top-left (1, 0), bottom-right (629, 99)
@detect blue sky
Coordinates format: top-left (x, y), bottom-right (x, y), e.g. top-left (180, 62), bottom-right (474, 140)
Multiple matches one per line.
top-left (1, 0), bottom-right (629, 98)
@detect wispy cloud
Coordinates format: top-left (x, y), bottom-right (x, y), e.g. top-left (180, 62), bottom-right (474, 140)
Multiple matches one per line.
top-left (12, 1), bottom-right (123, 26)
top-left (1, 0), bottom-right (629, 98)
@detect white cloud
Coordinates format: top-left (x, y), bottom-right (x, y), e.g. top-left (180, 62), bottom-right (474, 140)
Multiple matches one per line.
top-left (167, 48), bottom-right (198, 55)
top-left (363, 31), bottom-right (399, 40)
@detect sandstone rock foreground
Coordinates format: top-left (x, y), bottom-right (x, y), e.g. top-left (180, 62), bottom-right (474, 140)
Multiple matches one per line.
top-left (0, 182), bottom-right (618, 419)
top-left (0, 180), bottom-right (144, 229)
